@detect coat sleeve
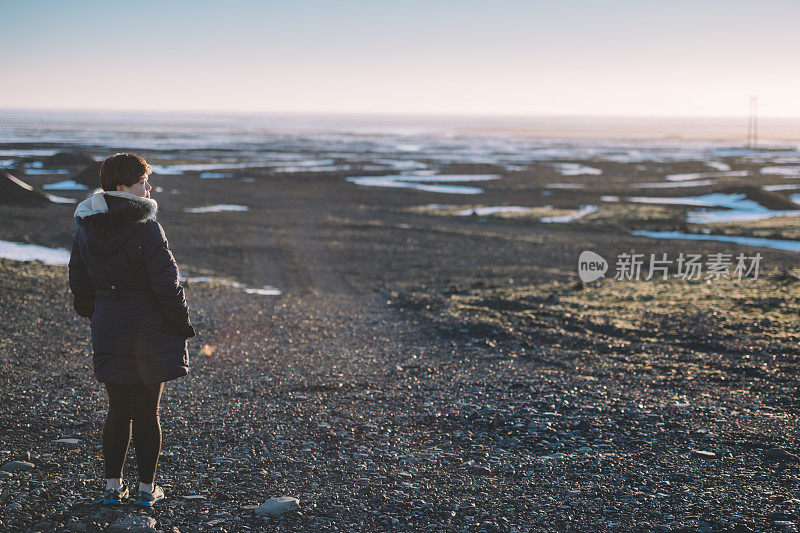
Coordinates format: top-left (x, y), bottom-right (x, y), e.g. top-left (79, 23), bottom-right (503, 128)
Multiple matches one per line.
top-left (68, 232), bottom-right (95, 318)
top-left (142, 222), bottom-right (195, 338)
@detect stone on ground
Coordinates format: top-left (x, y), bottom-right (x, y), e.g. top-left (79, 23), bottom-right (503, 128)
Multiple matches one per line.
top-left (108, 515), bottom-right (157, 532)
top-left (1, 460), bottom-right (35, 472)
top-left (254, 496), bottom-right (301, 516)
top-left (765, 448), bottom-right (800, 463)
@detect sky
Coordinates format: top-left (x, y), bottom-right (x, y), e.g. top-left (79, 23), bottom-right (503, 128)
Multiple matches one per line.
top-left (1, 0), bottom-right (799, 118)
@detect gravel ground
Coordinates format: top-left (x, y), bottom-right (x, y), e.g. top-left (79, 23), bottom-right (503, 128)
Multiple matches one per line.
top-left (2, 153), bottom-right (800, 532)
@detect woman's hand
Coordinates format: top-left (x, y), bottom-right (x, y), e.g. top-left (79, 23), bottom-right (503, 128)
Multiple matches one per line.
top-left (73, 295), bottom-right (94, 319)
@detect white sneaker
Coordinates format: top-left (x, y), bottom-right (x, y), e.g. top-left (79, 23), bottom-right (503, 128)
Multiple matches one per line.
top-left (133, 484), bottom-right (165, 507)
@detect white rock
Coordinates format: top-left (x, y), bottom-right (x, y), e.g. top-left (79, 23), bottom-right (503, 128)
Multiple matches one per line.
top-left (690, 449), bottom-right (716, 459)
top-left (1, 461), bottom-right (34, 472)
top-left (53, 438), bottom-right (82, 444)
top-left (254, 496), bottom-right (301, 516)
top-left (108, 515), bottom-right (157, 532)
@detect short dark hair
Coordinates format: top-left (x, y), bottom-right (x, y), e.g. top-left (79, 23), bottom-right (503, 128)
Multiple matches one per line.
top-left (99, 153), bottom-right (152, 191)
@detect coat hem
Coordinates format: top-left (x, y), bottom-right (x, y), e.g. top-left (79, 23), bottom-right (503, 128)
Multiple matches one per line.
top-left (95, 367), bottom-right (189, 384)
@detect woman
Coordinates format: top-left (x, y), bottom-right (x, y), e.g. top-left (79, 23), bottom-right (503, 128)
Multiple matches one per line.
top-left (68, 153), bottom-right (196, 507)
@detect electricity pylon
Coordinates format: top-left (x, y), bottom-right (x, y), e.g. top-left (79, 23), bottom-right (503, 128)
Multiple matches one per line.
top-left (747, 96), bottom-right (758, 149)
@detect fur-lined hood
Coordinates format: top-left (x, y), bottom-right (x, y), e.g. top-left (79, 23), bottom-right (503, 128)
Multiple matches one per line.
top-left (74, 190), bottom-right (158, 256)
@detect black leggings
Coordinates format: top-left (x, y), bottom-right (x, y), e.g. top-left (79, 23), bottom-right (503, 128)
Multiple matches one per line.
top-left (103, 382), bottom-right (164, 483)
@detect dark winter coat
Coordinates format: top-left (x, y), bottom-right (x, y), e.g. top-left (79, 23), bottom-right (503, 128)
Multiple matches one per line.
top-left (68, 191), bottom-right (194, 383)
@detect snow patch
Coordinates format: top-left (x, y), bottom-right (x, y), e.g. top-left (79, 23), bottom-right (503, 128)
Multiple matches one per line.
top-left (632, 180), bottom-right (717, 189)
top-left (541, 205), bottom-right (598, 223)
top-left (454, 206), bottom-right (537, 216)
top-left (0, 149), bottom-right (58, 157)
top-left (761, 166), bottom-right (800, 176)
top-left (200, 172), bottom-right (234, 179)
top-left (632, 230), bottom-right (800, 253)
top-left (24, 169), bottom-right (69, 175)
top-left (243, 286), bottom-right (283, 296)
top-left (0, 240), bottom-right (71, 265)
top-left (42, 180), bottom-right (88, 190)
top-left (551, 163), bottom-right (602, 176)
top-left (181, 276), bottom-right (282, 296)
top-left (184, 205), bottom-right (249, 213)
top-left (629, 193), bottom-right (800, 223)
top-left (705, 162), bottom-right (731, 171)
top-left (665, 171), bottom-right (747, 182)
top-left (346, 174), bottom-right (500, 195)
top-left (272, 165), bottom-right (350, 173)
top-left (763, 184), bottom-right (800, 191)
top-left (45, 194), bottom-right (77, 204)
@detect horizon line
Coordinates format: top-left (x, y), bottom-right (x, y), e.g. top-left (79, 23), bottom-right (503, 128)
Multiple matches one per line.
top-left (2, 106), bottom-right (799, 121)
